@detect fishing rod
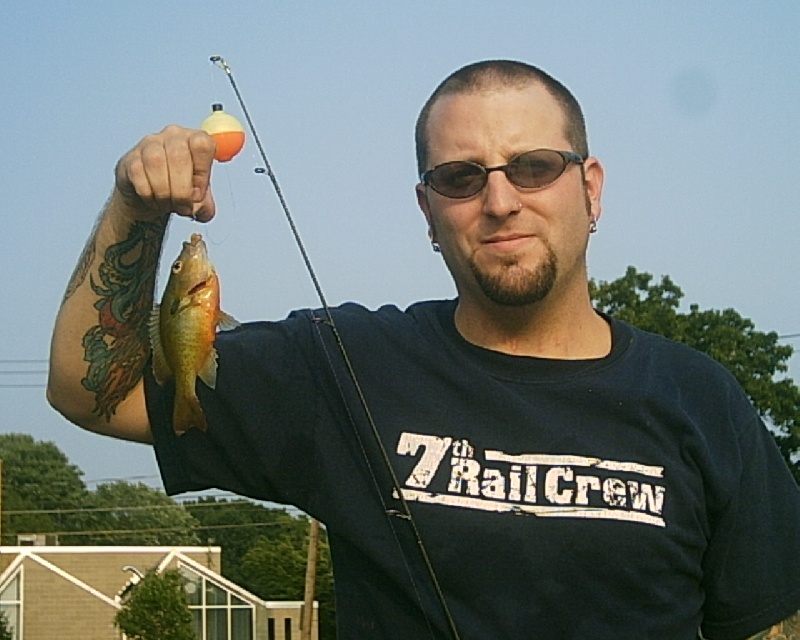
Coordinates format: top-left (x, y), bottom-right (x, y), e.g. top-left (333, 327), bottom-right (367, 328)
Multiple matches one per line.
top-left (208, 55), bottom-right (461, 640)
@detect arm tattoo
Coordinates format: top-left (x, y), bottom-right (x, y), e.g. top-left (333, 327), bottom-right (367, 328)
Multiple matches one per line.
top-left (746, 611), bottom-right (800, 639)
top-left (80, 220), bottom-right (164, 420)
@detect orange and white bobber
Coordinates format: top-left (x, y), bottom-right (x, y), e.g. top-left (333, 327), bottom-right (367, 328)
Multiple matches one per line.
top-left (200, 103), bottom-right (245, 162)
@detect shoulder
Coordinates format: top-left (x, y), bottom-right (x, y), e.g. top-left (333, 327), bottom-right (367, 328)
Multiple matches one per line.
top-left (214, 300), bottom-right (455, 368)
top-left (325, 299), bottom-right (455, 336)
top-left (609, 316), bottom-right (757, 427)
top-left (612, 316), bottom-right (742, 384)
top-left (330, 299), bottom-right (453, 322)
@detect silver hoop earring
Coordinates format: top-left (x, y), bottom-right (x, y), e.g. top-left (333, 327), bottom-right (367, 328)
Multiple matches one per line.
top-left (589, 218), bottom-right (598, 234)
top-left (432, 241), bottom-right (442, 253)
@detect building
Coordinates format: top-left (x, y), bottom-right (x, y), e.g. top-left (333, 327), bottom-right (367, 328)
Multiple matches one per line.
top-left (0, 545), bottom-right (317, 640)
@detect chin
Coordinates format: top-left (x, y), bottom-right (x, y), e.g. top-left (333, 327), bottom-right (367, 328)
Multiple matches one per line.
top-left (471, 257), bottom-right (558, 307)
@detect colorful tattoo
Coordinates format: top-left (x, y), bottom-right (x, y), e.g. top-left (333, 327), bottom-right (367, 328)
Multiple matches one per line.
top-left (81, 220), bottom-right (164, 420)
top-left (746, 611), bottom-right (800, 638)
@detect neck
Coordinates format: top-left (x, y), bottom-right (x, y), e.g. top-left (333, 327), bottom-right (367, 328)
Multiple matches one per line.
top-left (454, 291), bottom-right (611, 360)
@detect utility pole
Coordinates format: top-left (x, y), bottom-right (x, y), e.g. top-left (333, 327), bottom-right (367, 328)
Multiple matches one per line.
top-left (0, 459), bottom-right (3, 544)
top-left (301, 518), bottom-right (320, 640)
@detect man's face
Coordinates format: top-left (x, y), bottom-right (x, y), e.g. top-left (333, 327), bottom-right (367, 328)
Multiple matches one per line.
top-left (416, 84), bottom-right (603, 310)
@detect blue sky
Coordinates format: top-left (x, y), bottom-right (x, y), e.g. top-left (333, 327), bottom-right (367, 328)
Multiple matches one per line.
top-left (1, 1), bottom-right (798, 488)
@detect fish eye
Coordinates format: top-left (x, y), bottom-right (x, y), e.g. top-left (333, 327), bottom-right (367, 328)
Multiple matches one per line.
top-left (171, 260), bottom-right (182, 273)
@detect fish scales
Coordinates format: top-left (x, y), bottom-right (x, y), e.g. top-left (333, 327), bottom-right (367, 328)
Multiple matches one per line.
top-left (149, 233), bottom-right (239, 435)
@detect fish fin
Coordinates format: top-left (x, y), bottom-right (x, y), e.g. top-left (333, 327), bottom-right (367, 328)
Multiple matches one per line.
top-left (149, 304), bottom-right (172, 384)
top-left (217, 310), bottom-right (241, 332)
top-left (173, 392), bottom-right (208, 435)
top-left (197, 348), bottom-right (218, 390)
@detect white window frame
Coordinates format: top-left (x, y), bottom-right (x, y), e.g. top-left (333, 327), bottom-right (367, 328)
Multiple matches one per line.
top-left (0, 567), bottom-right (23, 640)
top-left (178, 563), bottom-right (255, 640)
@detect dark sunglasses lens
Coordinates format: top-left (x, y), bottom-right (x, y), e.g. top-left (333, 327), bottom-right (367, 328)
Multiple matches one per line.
top-left (430, 162), bottom-right (486, 198)
top-left (508, 150), bottom-right (567, 188)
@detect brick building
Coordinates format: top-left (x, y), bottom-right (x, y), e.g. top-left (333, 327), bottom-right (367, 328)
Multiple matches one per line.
top-left (0, 545), bottom-right (317, 640)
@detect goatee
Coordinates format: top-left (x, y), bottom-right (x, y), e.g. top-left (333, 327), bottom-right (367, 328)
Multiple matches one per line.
top-left (468, 245), bottom-right (558, 306)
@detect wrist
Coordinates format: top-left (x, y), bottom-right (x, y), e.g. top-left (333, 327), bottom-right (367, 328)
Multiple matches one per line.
top-left (108, 188), bottom-right (170, 228)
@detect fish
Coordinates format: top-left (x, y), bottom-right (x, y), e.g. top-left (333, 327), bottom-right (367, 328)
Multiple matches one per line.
top-left (149, 233), bottom-right (240, 435)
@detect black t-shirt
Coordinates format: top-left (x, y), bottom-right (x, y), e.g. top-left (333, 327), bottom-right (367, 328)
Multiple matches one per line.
top-left (146, 300), bottom-right (800, 639)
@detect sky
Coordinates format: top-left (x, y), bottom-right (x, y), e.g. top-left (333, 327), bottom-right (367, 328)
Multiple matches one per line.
top-left (1, 2), bottom-right (798, 492)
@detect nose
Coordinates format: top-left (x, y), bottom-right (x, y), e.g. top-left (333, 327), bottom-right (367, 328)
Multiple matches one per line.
top-left (481, 169), bottom-right (522, 218)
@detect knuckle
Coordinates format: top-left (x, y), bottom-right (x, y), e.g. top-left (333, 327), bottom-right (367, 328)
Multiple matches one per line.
top-left (160, 124), bottom-right (189, 136)
top-left (189, 130), bottom-right (216, 154)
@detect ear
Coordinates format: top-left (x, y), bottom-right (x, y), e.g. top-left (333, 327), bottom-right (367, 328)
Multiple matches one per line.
top-left (415, 183), bottom-right (436, 240)
top-left (582, 157), bottom-right (604, 222)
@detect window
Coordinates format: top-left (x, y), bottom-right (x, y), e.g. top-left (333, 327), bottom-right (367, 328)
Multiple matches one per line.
top-left (0, 570), bottom-right (21, 640)
top-left (179, 565), bottom-right (253, 640)
top-left (267, 617), bottom-right (293, 640)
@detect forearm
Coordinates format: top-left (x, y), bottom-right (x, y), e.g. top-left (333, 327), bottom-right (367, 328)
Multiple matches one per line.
top-left (47, 189), bottom-right (168, 442)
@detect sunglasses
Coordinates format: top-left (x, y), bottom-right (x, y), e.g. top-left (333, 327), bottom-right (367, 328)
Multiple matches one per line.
top-left (420, 149), bottom-right (585, 199)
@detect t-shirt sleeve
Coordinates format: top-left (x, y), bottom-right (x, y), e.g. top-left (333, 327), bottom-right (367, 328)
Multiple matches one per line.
top-left (700, 399), bottom-right (800, 639)
top-left (145, 314), bottom-right (324, 507)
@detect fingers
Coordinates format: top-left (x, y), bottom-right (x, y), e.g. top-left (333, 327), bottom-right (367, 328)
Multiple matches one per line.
top-left (115, 126), bottom-right (217, 221)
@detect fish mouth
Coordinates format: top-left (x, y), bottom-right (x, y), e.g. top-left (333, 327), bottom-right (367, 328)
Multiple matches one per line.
top-left (188, 280), bottom-right (207, 296)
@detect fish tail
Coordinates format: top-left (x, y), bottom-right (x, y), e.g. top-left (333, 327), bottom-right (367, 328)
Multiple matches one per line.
top-left (173, 392), bottom-right (209, 435)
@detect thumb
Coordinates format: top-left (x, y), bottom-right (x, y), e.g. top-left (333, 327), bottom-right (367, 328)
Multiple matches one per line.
top-left (187, 130), bottom-right (217, 222)
top-left (191, 187), bottom-right (216, 223)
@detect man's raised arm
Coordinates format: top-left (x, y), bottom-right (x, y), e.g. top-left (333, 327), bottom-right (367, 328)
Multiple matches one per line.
top-left (47, 126), bottom-right (217, 443)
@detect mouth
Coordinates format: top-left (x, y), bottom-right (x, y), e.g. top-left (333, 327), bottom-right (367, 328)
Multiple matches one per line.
top-left (483, 233), bottom-right (536, 253)
top-left (188, 280), bottom-right (207, 296)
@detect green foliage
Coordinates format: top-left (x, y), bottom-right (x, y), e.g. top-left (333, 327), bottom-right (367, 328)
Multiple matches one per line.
top-left (186, 499), bottom-right (336, 639)
top-left (239, 517), bottom-right (336, 639)
top-left (114, 569), bottom-right (195, 640)
top-left (0, 434), bottom-right (200, 545)
top-left (0, 436), bottom-right (337, 634)
top-left (185, 497), bottom-right (281, 587)
top-left (72, 481), bottom-right (200, 546)
top-left (0, 433), bottom-right (88, 543)
top-left (591, 266), bottom-right (800, 479)
top-left (0, 610), bottom-right (13, 640)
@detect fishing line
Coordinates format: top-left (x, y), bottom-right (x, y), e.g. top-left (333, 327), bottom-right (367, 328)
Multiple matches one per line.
top-left (200, 69), bottom-right (236, 247)
top-left (204, 161), bottom-right (236, 247)
top-left (209, 55), bottom-right (461, 640)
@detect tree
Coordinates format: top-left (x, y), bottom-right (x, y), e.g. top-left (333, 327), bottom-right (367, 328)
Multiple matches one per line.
top-left (591, 266), bottom-right (800, 479)
top-left (73, 481), bottom-right (200, 546)
top-left (114, 569), bottom-right (195, 640)
top-left (238, 514), bottom-right (336, 639)
top-left (0, 610), bottom-right (13, 640)
top-left (0, 435), bottom-right (201, 545)
top-left (186, 499), bottom-right (337, 638)
top-left (186, 498), bottom-right (298, 588)
top-left (0, 433), bottom-right (89, 543)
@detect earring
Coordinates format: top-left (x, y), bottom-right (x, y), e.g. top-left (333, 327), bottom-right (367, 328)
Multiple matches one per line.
top-left (431, 241), bottom-right (442, 253)
top-left (589, 217), bottom-right (598, 234)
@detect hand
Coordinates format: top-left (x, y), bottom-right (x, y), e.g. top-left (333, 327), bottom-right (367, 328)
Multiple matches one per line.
top-left (114, 125), bottom-right (217, 222)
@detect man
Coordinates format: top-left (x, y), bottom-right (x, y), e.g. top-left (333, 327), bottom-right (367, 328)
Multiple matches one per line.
top-left (48, 60), bottom-right (800, 639)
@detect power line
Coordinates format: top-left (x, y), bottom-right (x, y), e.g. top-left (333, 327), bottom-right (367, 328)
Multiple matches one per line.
top-left (0, 382), bottom-right (47, 389)
top-left (6, 520), bottom-right (296, 540)
top-left (0, 358), bottom-right (47, 390)
top-left (0, 371), bottom-right (47, 375)
top-left (3, 494), bottom-right (253, 517)
top-left (84, 474), bottom-right (162, 486)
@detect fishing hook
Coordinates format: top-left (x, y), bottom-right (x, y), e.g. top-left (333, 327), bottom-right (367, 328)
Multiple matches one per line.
top-left (209, 55), bottom-right (461, 640)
